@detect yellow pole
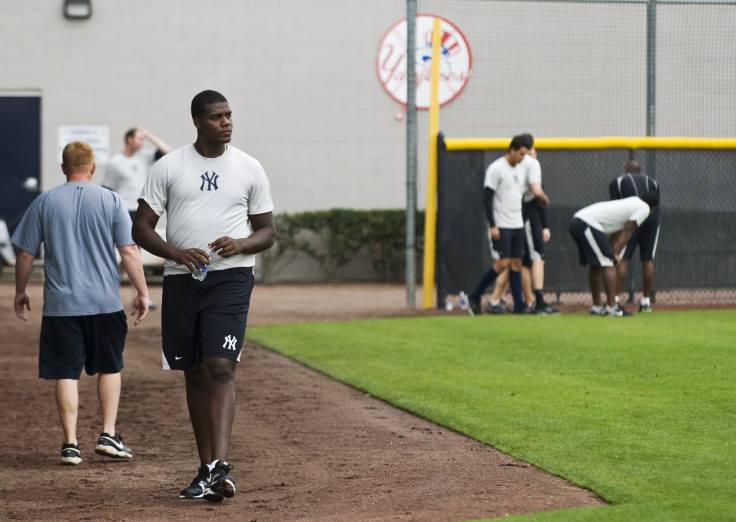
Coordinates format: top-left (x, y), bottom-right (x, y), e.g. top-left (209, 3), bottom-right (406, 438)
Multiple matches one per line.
top-left (422, 17), bottom-right (441, 309)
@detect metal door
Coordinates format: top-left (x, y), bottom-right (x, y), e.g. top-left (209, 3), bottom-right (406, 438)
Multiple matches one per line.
top-left (0, 96), bottom-right (41, 234)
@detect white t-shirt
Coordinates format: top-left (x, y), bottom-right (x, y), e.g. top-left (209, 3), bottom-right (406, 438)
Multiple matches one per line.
top-left (105, 149), bottom-right (158, 211)
top-left (574, 196), bottom-right (651, 236)
top-left (522, 154), bottom-right (542, 203)
top-left (483, 155), bottom-right (526, 228)
top-left (139, 144), bottom-right (274, 275)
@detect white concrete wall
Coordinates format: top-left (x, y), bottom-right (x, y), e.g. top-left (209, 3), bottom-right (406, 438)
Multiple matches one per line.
top-left (2, 0), bottom-right (734, 219)
top-left (1, 0), bottom-right (408, 213)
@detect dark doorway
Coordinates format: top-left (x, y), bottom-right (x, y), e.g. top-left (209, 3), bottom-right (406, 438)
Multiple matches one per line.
top-left (0, 96), bottom-right (41, 234)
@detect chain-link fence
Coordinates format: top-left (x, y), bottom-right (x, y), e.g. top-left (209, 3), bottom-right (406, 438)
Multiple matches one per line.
top-left (436, 138), bottom-right (736, 307)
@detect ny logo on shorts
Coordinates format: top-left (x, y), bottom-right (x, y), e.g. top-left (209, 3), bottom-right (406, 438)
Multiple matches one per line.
top-left (222, 335), bottom-right (238, 351)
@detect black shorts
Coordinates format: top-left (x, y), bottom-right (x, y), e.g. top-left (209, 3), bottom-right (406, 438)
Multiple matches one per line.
top-left (161, 267), bottom-right (254, 371)
top-left (620, 214), bottom-right (660, 261)
top-left (569, 217), bottom-right (615, 268)
top-left (522, 202), bottom-right (545, 268)
top-left (491, 228), bottom-right (525, 260)
top-left (39, 311), bottom-right (128, 379)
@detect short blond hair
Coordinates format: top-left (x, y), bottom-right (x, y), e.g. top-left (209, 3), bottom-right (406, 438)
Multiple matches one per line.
top-left (62, 141), bottom-right (95, 173)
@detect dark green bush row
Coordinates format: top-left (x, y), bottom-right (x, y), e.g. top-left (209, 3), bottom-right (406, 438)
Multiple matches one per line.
top-left (261, 209), bottom-right (425, 282)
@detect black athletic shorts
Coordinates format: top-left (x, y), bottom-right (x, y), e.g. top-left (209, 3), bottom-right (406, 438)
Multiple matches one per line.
top-left (492, 227), bottom-right (525, 260)
top-left (620, 213), bottom-right (660, 261)
top-left (39, 311), bottom-right (128, 380)
top-left (161, 267), bottom-right (254, 371)
top-left (569, 217), bottom-right (616, 268)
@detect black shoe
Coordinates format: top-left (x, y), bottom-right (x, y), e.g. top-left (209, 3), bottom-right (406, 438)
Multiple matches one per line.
top-left (533, 302), bottom-right (560, 315)
top-left (468, 295), bottom-right (481, 316)
top-left (60, 443), bottom-right (82, 466)
top-left (204, 461), bottom-right (235, 502)
top-left (639, 303), bottom-right (652, 313)
top-left (486, 302), bottom-right (509, 315)
top-left (513, 305), bottom-right (534, 314)
top-left (95, 432), bottom-right (132, 459)
top-left (180, 464), bottom-right (210, 500)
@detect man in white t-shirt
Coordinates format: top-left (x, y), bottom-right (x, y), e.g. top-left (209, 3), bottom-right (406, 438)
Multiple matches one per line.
top-left (468, 135), bottom-right (532, 315)
top-left (105, 127), bottom-right (171, 309)
top-left (569, 192), bottom-right (658, 316)
top-left (486, 133), bottom-right (555, 314)
top-left (105, 127), bottom-right (172, 220)
top-left (133, 90), bottom-right (275, 503)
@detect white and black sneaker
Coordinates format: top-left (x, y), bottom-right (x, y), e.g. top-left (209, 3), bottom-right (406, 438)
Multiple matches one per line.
top-left (605, 304), bottom-right (632, 317)
top-left (180, 464), bottom-right (211, 500)
top-left (204, 460), bottom-right (235, 502)
top-left (94, 432), bottom-right (132, 459)
top-left (60, 443), bottom-right (82, 465)
top-left (590, 305), bottom-right (606, 316)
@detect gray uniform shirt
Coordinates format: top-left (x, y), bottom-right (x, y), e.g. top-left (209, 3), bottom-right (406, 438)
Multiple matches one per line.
top-left (11, 182), bottom-right (134, 316)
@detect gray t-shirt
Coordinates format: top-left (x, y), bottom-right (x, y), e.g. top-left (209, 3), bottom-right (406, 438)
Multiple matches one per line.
top-left (11, 182), bottom-right (134, 316)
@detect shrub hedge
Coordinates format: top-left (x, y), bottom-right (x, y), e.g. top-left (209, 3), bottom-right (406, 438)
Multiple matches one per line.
top-left (261, 209), bottom-right (425, 282)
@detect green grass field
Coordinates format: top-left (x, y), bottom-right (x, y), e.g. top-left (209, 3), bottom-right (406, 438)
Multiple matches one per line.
top-left (246, 310), bottom-right (736, 521)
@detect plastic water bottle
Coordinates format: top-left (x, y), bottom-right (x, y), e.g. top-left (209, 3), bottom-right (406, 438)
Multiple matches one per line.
top-left (191, 247), bottom-right (213, 281)
top-left (445, 295), bottom-right (455, 312)
top-left (458, 291), bottom-right (469, 310)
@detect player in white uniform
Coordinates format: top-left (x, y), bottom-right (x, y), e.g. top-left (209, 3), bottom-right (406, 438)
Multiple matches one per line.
top-left (468, 135), bottom-right (531, 315)
top-left (486, 134), bottom-right (553, 314)
top-left (133, 90), bottom-right (275, 502)
top-left (569, 192), bottom-right (658, 316)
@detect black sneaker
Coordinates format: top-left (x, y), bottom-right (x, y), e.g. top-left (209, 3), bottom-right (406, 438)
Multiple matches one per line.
top-left (513, 305), bottom-right (534, 314)
top-left (533, 302), bottom-right (560, 315)
top-left (484, 301), bottom-right (508, 314)
top-left (639, 302), bottom-right (652, 313)
top-left (204, 461), bottom-right (235, 502)
top-left (180, 464), bottom-right (210, 500)
top-left (95, 432), bottom-right (132, 459)
top-left (60, 443), bottom-right (82, 465)
top-left (468, 295), bottom-right (481, 316)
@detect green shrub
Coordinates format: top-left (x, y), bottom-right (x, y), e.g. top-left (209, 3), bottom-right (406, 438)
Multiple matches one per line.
top-left (261, 209), bottom-right (424, 282)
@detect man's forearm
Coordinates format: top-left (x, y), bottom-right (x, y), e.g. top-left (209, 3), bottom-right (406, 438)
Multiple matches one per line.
top-left (15, 249), bottom-right (35, 295)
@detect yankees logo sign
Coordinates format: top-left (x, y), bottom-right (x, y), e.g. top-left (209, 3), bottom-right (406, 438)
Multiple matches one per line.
top-left (376, 14), bottom-right (472, 119)
top-left (200, 171), bottom-right (219, 191)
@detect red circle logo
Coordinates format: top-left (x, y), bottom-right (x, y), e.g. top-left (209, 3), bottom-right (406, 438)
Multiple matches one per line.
top-left (377, 14), bottom-right (472, 112)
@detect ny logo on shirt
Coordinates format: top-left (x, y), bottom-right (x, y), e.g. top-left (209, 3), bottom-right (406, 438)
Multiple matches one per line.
top-left (200, 172), bottom-right (219, 191)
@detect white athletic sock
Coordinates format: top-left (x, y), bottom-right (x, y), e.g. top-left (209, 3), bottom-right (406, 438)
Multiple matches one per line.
top-left (614, 295), bottom-right (619, 304)
top-left (641, 297), bottom-right (650, 306)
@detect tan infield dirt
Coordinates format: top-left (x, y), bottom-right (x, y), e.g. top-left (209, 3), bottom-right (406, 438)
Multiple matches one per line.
top-left (0, 281), bottom-right (606, 521)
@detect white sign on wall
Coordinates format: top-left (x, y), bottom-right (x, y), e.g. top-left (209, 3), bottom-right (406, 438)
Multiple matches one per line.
top-left (57, 126), bottom-right (110, 164)
top-left (376, 14), bottom-right (472, 119)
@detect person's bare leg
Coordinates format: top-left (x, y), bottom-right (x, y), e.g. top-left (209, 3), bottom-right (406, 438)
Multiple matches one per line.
top-left (589, 267), bottom-right (602, 306)
top-left (641, 260), bottom-right (654, 298)
top-left (98, 372), bottom-right (121, 436)
top-left (603, 267), bottom-right (618, 307)
top-left (185, 358), bottom-right (237, 465)
top-left (490, 268), bottom-right (509, 304)
top-left (521, 266), bottom-right (533, 305)
top-left (615, 259), bottom-right (629, 298)
top-left (56, 379), bottom-right (79, 444)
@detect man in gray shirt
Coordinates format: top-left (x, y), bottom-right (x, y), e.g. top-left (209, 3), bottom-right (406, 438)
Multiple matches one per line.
top-left (12, 141), bottom-right (149, 466)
